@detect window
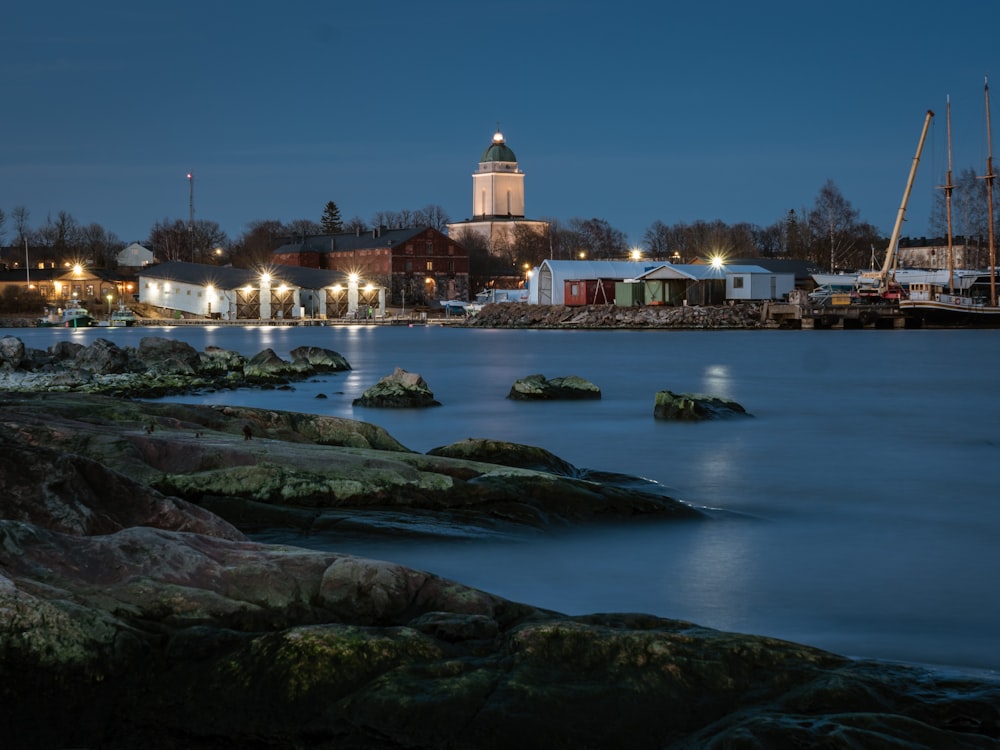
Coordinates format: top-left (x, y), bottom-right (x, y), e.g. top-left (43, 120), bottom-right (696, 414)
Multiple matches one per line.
top-left (733, 277), bottom-right (744, 289)
top-left (426, 261), bottom-right (434, 271)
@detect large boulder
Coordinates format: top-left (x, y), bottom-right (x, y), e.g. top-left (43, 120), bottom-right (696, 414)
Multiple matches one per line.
top-left (508, 373), bottom-right (601, 400)
top-left (353, 367), bottom-right (441, 408)
top-left (74, 338), bottom-right (129, 374)
top-left (138, 336), bottom-right (204, 375)
top-left (289, 345), bottom-right (351, 372)
top-left (243, 348), bottom-right (304, 381)
top-left (653, 390), bottom-right (751, 421)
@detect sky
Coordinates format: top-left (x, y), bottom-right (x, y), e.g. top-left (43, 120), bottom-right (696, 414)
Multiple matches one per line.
top-left (2, 1), bottom-right (998, 249)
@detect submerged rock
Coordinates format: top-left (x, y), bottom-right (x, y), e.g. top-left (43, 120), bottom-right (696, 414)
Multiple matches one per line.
top-left (653, 390), bottom-right (751, 421)
top-left (353, 367), bottom-right (441, 408)
top-left (508, 373), bottom-right (602, 400)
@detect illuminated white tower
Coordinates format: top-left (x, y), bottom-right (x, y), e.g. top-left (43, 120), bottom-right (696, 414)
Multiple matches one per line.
top-left (448, 129), bottom-right (548, 251)
top-left (473, 130), bottom-right (525, 219)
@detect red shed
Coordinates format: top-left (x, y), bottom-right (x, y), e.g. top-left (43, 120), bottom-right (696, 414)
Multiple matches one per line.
top-left (564, 278), bottom-right (617, 306)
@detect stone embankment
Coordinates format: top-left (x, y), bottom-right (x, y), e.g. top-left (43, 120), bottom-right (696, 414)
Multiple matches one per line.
top-left (0, 392), bottom-right (998, 748)
top-left (465, 302), bottom-right (766, 328)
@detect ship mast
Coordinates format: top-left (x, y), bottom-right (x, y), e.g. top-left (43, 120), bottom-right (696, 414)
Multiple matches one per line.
top-left (983, 78), bottom-right (997, 307)
top-left (943, 97), bottom-right (955, 293)
top-left (878, 109), bottom-right (935, 294)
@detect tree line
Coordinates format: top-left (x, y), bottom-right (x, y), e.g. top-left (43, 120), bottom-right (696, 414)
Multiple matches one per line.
top-left (2, 175), bottom-right (998, 279)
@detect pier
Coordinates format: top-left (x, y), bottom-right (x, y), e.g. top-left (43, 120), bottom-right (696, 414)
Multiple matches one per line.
top-left (762, 301), bottom-right (906, 329)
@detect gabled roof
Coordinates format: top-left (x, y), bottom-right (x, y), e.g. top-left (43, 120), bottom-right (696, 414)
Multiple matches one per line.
top-left (138, 261), bottom-right (356, 290)
top-left (637, 263), bottom-right (781, 281)
top-left (538, 260), bottom-right (663, 279)
top-left (274, 226), bottom-right (446, 255)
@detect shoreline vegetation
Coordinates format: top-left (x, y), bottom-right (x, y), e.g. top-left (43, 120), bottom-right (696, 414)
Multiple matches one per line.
top-left (1, 337), bottom-right (999, 747)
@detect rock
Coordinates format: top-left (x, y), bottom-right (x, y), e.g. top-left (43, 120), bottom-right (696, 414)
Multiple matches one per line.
top-left (0, 337), bottom-right (353, 398)
top-left (428, 437), bottom-right (578, 476)
top-left (353, 367), bottom-right (441, 408)
top-left (508, 373), bottom-right (601, 400)
top-left (465, 302), bottom-right (766, 329)
top-left (1, 392), bottom-right (999, 748)
top-left (199, 345), bottom-right (247, 374)
top-left (289, 345), bottom-right (351, 371)
top-left (74, 338), bottom-right (129, 374)
top-left (243, 348), bottom-right (304, 381)
top-left (0, 335), bottom-right (25, 370)
top-left (138, 336), bottom-right (204, 374)
top-left (653, 390), bottom-right (751, 421)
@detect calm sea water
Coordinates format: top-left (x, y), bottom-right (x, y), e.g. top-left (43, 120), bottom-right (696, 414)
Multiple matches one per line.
top-left (12, 323), bottom-right (1000, 673)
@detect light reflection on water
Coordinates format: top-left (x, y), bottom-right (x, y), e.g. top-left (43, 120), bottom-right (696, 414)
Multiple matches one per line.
top-left (11, 325), bottom-right (1000, 671)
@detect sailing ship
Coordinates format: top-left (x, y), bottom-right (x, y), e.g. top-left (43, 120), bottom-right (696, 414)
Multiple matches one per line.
top-left (900, 79), bottom-right (1000, 327)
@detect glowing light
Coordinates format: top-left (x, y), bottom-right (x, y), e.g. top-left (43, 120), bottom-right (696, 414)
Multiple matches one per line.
top-left (493, 131), bottom-right (504, 143)
top-left (260, 273), bottom-right (271, 285)
top-left (331, 284), bottom-right (342, 293)
top-left (277, 284), bottom-right (288, 293)
top-left (710, 255), bottom-right (725, 270)
top-left (73, 263), bottom-right (83, 275)
top-left (349, 273), bottom-right (359, 284)
top-left (364, 284), bottom-right (374, 293)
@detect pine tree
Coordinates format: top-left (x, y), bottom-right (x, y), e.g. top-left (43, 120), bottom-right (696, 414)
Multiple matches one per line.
top-left (321, 201), bottom-right (344, 233)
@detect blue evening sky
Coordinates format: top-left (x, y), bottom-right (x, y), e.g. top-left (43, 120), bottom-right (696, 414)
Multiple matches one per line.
top-left (1, 1), bottom-right (996, 248)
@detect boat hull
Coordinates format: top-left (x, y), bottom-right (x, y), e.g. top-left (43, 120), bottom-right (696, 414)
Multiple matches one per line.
top-left (899, 298), bottom-right (1000, 327)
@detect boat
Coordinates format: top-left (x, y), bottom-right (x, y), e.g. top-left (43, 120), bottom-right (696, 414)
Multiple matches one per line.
top-left (37, 299), bottom-right (96, 328)
top-left (900, 79), bottom-right (1000, 327)
top-left (438, 299), bottom-right (470, 315)
top-left (109, 302), bottom-right (137, 327)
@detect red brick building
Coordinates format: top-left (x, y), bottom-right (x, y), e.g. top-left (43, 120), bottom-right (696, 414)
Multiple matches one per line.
top-left (273, 226), bottom-right (469, 306)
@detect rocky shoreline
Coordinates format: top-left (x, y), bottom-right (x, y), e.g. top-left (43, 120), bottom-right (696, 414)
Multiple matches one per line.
top-left (0, 339), bottom-right (998, 748)
top-left (464, 301), bottom-right (767, 329)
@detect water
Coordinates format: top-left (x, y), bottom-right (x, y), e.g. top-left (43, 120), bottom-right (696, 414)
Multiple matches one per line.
top-left (12, 324), bottom-right (1000, 672)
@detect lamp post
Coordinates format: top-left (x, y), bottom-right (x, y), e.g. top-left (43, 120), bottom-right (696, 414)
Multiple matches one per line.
top-left (106, 293), bottom-right (113, 320)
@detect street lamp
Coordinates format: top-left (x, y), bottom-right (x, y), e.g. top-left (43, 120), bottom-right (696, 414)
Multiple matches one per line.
top-left (106, 293), bottom-right (113, 319)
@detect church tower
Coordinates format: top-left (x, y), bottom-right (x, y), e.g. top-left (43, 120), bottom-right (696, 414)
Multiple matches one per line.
top-left (448, 129), bottom-right (548, 252)
top-left (473, 130), bottom-right (525, 219)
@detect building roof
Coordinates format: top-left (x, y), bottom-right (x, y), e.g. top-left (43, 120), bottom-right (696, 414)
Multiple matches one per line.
top-left (538, 260), bottom-right (664, 279)
top-left (274, 226), bottom-right (445, 255)
top-left (139, 261), bottom-right (355, 290)
top-left (480, 131), bottom-right (517, 163)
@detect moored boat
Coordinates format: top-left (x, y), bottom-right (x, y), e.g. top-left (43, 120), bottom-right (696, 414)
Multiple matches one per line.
top-left (109, 302), bottom-right (137, 327)
top-left (37, 300), bottom-right (96, 328)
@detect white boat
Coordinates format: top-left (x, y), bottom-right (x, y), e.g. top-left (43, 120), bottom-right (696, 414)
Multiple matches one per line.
top-left (37, 300), bottom-right (96, 328)
top-left (900, 80), bottom-right (1000, 327)
top-left (109, 302), bottom-right (137, 327)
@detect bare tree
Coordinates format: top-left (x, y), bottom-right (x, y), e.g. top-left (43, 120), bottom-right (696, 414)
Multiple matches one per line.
top-left (568, 217), bottom-right (628, 259)
top-left (343, 215), bottom-right (367, 234)
top-left (285, 219), bottom-right (322, 239)
top-left (807, 180), bottom-right (861, 271)
top-left (79, 223), bottom-right (123, 268)
top-left (414, 204), bottom-right (451, 231)
top-left (11, 206), bottom-right (30, 248)
top-left (232, 219), bottom-right (285, 269)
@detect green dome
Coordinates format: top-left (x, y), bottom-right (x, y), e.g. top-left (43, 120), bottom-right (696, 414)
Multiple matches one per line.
top-left (480, 130), bottom-right (517, 162)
